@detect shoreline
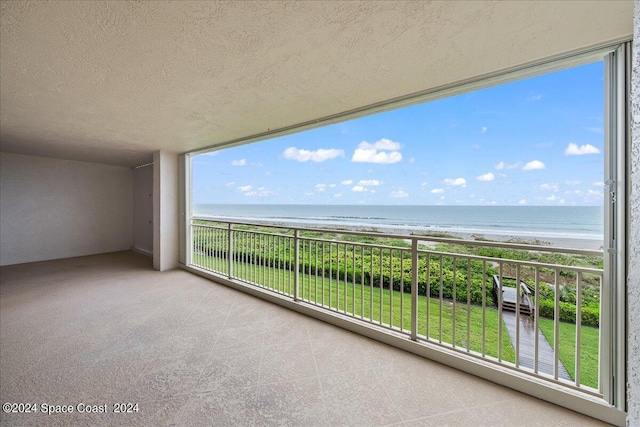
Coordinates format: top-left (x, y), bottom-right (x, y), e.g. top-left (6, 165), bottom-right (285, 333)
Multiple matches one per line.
top-left (200, 216), bottom-right (604, 252)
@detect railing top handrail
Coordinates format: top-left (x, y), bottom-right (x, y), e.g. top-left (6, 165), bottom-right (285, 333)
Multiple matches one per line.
top-left (191, 217), bottom-right (603, 257)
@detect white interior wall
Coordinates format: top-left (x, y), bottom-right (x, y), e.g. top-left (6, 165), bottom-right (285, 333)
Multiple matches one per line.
top-left (627, 2), bottom-right (640, 426)
top-left (0, 152), bottom-right (133, 266)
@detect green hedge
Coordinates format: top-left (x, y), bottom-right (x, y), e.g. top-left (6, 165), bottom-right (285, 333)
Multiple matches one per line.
top-left (537, 299), bottom-right (599, 327)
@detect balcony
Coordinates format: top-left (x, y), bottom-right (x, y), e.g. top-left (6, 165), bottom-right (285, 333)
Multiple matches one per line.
top-left (0, 250), bottom-right (609, 426)
top-left (190, 218), bottom-right (605, 386)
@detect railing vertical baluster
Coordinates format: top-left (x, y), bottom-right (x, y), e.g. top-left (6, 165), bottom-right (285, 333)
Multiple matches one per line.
top-left (263, 233), bottom-right (267, 288)
top-left (269, 234), bottom-right (273, 291)
top-left (515, 264), bottom-right (521, 367)
top-left (300, 238), bottom-right (304, 299)
top-left (400, 250), bottom-right (405, 331)
top-left (352, 245), bottom-right (356, 316)
top-left (426, 253), bottom-right (431, 340)
top-left (482, 260), bottom-right (486, 357)
top-left (452, 256), bottom-right (457, 348)
top-left (289, 234), bottom-right (293, 296)
top-left (534, 267), bottom-right (540, 374)
top-left (293, 229), bottom-right (299, 301)
top-left (252, 232), bottom-right (257, 284)
top-left (244, 232), bottom-right (248, 282)
top-left (379, 248), bottom-right (384, 326)
top-left (212, 227), bottom-right (216, 271)
top-left (439, 255), bottom-right (443, 344)
top-left (554, 268), bottom-right (560, 380)
top-left (315, 241), bottom-right (319, 305)
top-left (329, 243), bottom-right (333, 309)
top-left (498, 262), bottom-right (503, 362)
top-left (389, 250), bottom-right (394, 327)
top-left (361, 245), bottom-right (365, 319)
top-left (370, 247), bottom-right (374, 322)
top-left (214, 227), bottom-right (217, 271)
top-left (337, 244), bottom-right (340, 311)
top-left (575, 272), bottom-right (582, 387)
top-left (206, 226), bottom-right (210, 271)
top-left (321, 241), bottom-right (325, 307)
top-left (344, 243), bottom-right (348, 314)
top-left (410, 239), bottom-right (418, 341)
top-left (466, 259), bottom-right (471, 352)
top-left (227, 223), bottom-right (233, 279)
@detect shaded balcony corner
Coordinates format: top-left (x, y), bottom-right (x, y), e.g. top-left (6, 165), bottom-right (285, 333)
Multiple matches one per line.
top-left (0, 250), bottom-right (611, 426)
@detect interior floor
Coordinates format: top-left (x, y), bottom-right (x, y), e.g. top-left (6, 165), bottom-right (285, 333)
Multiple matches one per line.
top-left (0, 251), bottom-right (608, 426)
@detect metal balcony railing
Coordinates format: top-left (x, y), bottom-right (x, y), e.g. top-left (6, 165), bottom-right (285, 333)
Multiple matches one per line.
top-left (189, 219), bottom-right (604, 396)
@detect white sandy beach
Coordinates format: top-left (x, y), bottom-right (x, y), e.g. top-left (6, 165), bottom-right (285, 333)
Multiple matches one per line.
top-left (226, 218), bottom-right (604, 252)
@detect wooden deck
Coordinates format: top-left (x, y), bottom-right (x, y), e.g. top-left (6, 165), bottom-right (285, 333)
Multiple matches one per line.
top-left (493, 275), bottom-right (534, 315)
top-left (502, 311), bottom-right (572, 381)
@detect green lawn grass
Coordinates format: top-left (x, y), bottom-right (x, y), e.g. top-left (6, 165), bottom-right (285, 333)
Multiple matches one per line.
top-left (537, 317), bottom-right (599, 390)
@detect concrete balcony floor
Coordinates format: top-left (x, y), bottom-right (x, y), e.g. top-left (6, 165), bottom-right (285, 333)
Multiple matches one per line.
top-left (0, 251), bottom-right (608, 426)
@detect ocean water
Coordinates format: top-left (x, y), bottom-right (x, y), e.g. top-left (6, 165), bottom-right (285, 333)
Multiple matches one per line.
top-left (194, 204), bottom-right (603, 240)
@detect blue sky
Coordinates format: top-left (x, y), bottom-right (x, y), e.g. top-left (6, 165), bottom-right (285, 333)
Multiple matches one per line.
top-left (193, 61), bottom-right (604, 206)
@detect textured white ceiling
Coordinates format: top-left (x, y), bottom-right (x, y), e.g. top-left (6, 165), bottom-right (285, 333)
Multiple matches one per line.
top-left (0, 1), bottom-right (633, 166)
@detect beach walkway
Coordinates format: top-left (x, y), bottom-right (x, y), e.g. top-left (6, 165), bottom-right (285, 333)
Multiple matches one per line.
top-left (502, 311), bottom-right (572, 381)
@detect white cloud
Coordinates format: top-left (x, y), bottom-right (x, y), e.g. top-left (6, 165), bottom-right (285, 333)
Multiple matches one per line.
top-left (341, 180), bottom-right (353, 185)
top-left (352, 185), bottom-right (366, 192)
top-left (358, 179), bottom-right (381, 186)
top-left (522, 160), bottom-right (545, 170)
top-left (565, 180), bottom-right (580, 186)
top-left (315, 184), bottom-right (328, 192)
top-left (329, 184), bottom-right (336, 188)
top-left (352, 148), bottom-right (402, 164)
top-left (409, 157), bottom-right (416, 163)
top-left (225, 181), bottom-right (235, 187)
top-left (239, 185), bottom-right (276, 197)
top-left (565, 143), bottom-right (600, 156)
top-left (282, 147), bottom-right (345, 162)
top-left (390, 190), bottom-right (409, 199)
top-left (471, 143), bottom-right (481, 149)
top-left (351, 138), bottom-right (402, 164)
top-left (431, 188), bottom-right (445, 194)
top-left (231, 159), bottom-right (246, 166)
top-left (358, 138), bottom-right (402, 151)
top-left (546, 194), bottom-right (560, 202)
top-left (476, 172), bottom-right (495, 182)
top-left (495, 161), bottom-right (521, 170)
top-left (444, 177), bottom-right (467, 187)
top-left (244, 189), bottom-right (277, 197)
top-left (593, 181), bottom-right (604, 187)
top-left (518, 199), bottom-right (527, 205)
top-left (334, 193), bottom-right (343, 198)
top-left (539, 183), bottom-right (559, 192)
top-left (527, 94), bottom-right (543, 102)
top-left (421, 182), bottom-right (429, 187)
top-left (481, 127), bottom-right (487, 133)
